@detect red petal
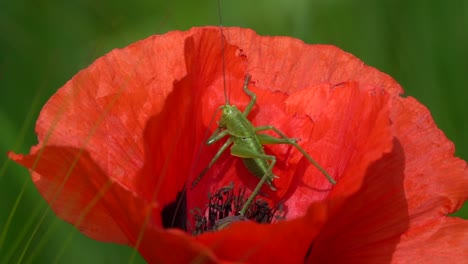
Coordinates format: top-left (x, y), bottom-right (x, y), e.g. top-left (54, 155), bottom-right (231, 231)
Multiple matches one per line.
top-left (391, 96), bottom-right (468, 219)
top-left (8, 147), bottom-right (223, 263)
top-left (222, 28), bottom-right (403, 97)
top-left (393, 217), bottom-right (468, 262)
top-left (304, 142), bottom-right (410, 263)
top-left (283, 82), bottom-right (392, 218)
top-left (195, 201), bottom-right (332, 263)
top-left (389, 96), bottom-right (468, 261)
top-left (9, 147), bottom-right (136, 243)
top-left (303, 58), bottom-right (468, 264)
top-left (23, 30), bottom-right (193, 196)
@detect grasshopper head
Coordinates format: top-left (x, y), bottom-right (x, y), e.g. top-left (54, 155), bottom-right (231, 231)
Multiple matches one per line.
top-left (218, 104), bottom-right (238, 128)
top-left (207, 105), bottom-right (239, 145)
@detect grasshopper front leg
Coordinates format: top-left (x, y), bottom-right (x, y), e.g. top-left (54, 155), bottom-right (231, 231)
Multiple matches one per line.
top-left (241, 74), bottom-right (256, 117)
top-left (191, 131), bottom-right (232, 188)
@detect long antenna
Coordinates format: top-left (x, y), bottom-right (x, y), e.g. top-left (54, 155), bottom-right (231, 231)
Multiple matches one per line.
top-left (217, 0), bottom-right (229, 104)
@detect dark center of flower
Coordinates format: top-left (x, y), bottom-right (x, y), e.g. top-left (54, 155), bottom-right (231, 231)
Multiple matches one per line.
top-left (161, 183), bottom-right (285, 235)
top-left (190, 182), bottom-right (285, 235)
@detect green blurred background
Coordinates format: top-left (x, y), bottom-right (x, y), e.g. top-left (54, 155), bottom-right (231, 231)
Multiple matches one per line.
top-left (1, 0), bottom-right (467, 263)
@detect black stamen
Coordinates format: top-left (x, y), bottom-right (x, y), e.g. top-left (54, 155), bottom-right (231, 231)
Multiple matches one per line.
top-left (190, 183), bottom-right (284, 235)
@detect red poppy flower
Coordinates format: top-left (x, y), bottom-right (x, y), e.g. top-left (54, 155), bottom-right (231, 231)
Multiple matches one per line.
top-left (9, 27), bottom-right (468, 263)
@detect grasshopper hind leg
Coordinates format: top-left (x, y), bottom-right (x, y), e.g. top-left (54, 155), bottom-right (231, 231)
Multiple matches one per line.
top-left (241, 157), bottom-right (278, 192)
top-left (230, 143), bottom-right (278, 215)
top-left (255, 125), bottom-right (336, 185)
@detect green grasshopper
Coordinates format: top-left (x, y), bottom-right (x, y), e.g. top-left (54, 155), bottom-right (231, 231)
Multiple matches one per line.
top-left (193, 74), bottom-right (336, 216)
top-left (190, 0), bottom-right (335, 219)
